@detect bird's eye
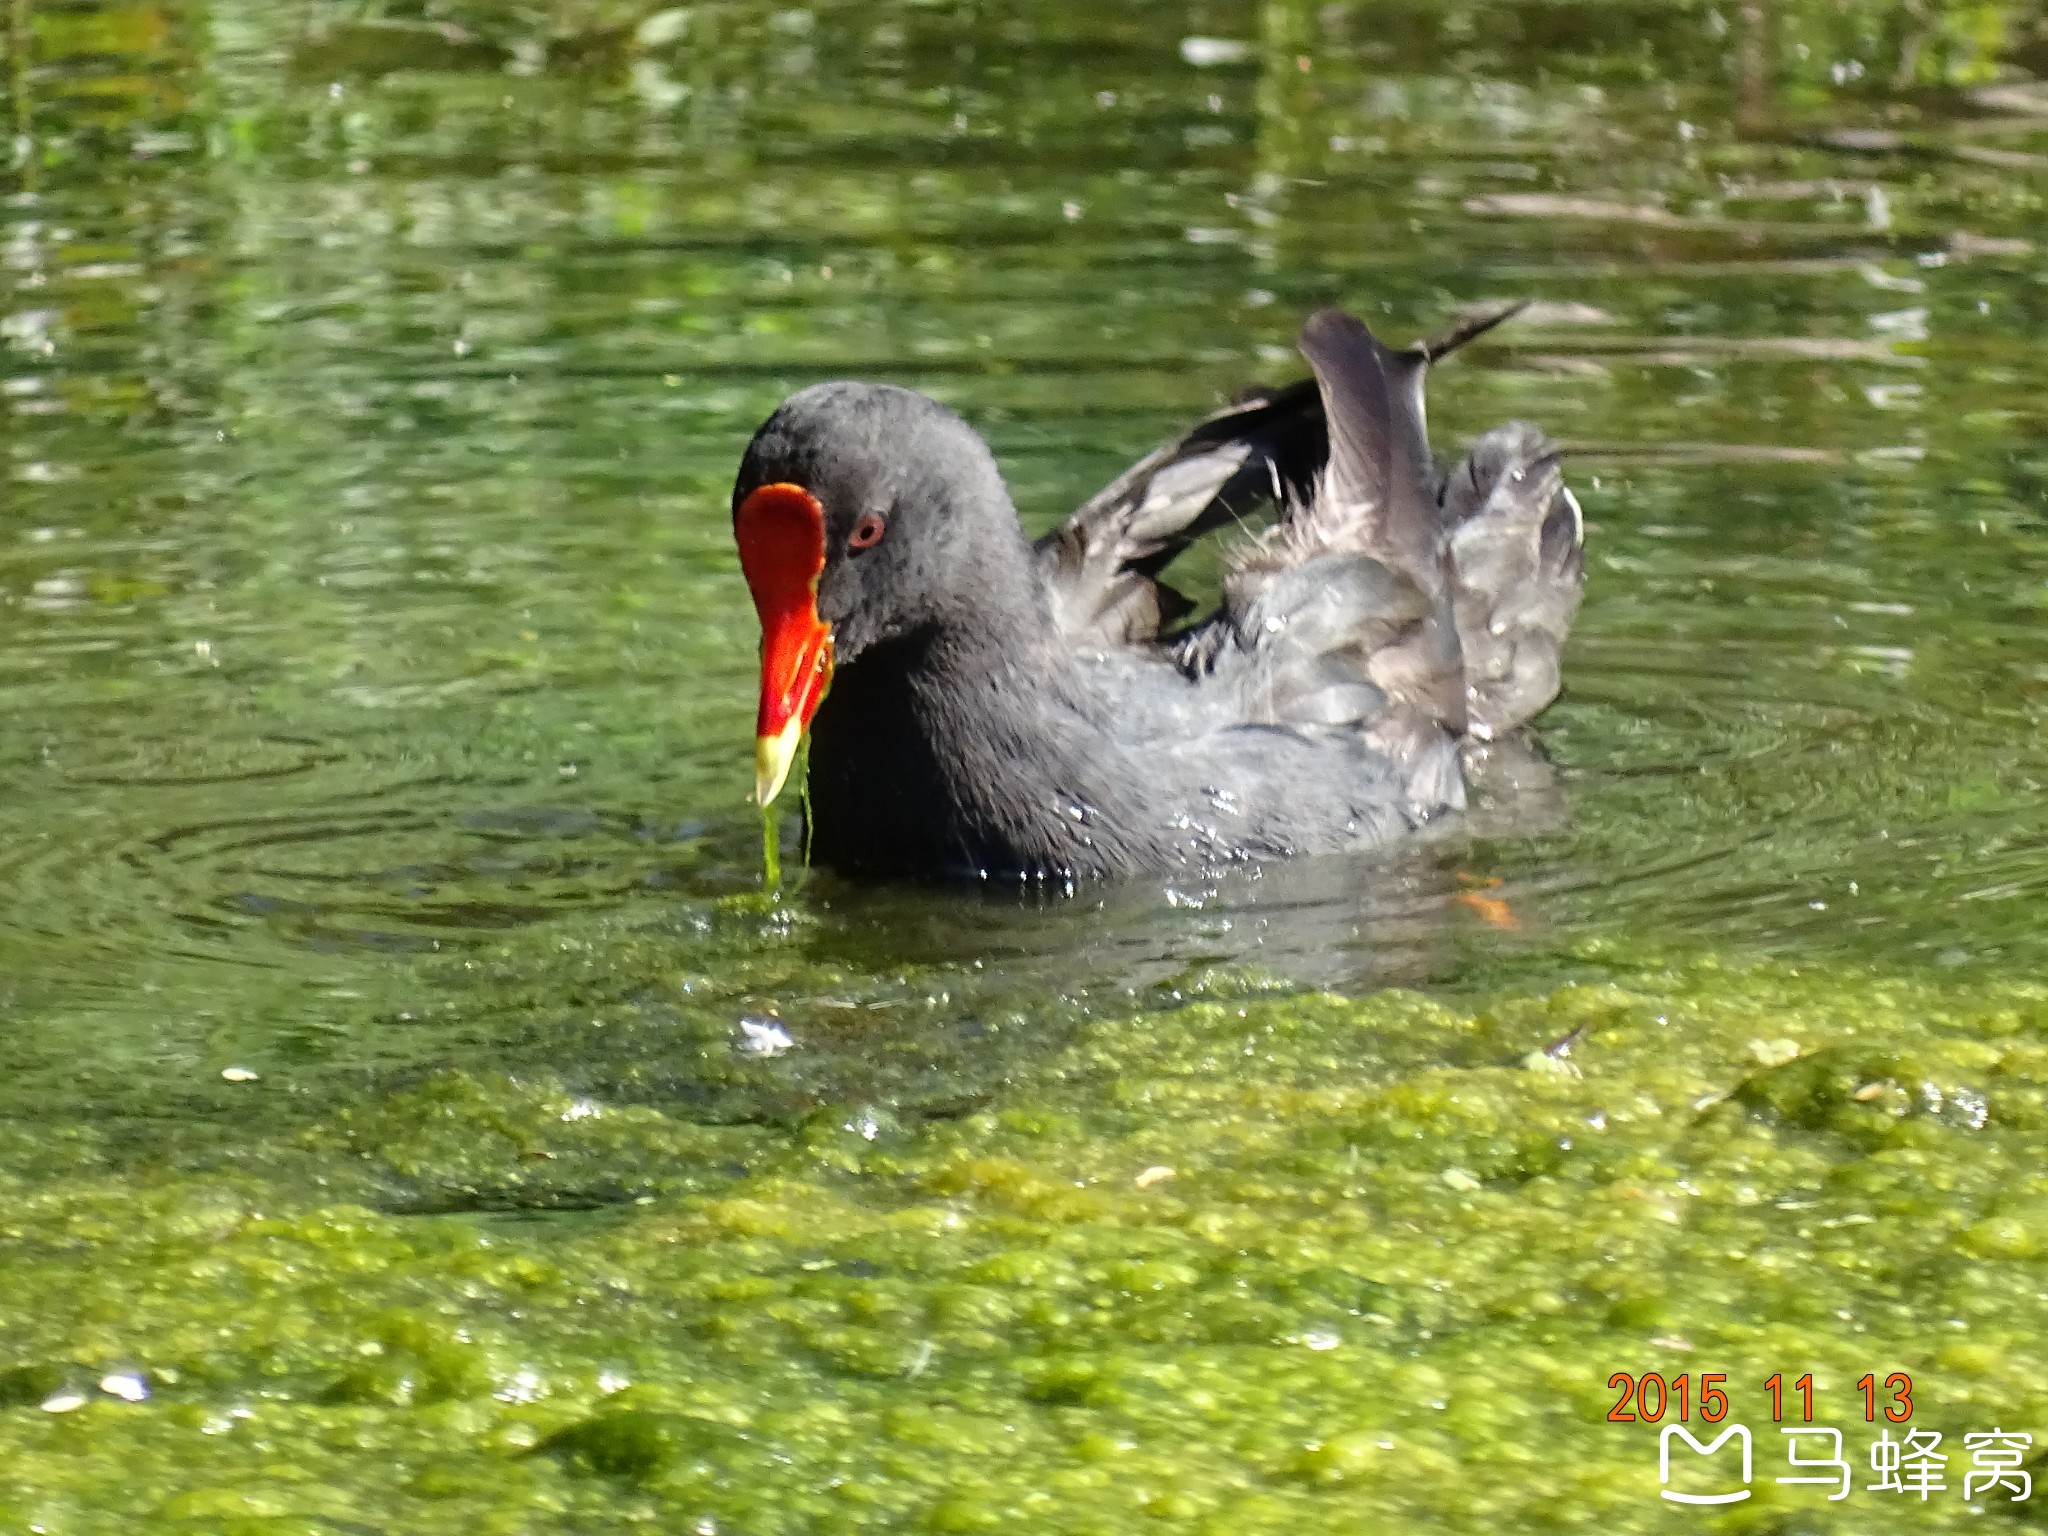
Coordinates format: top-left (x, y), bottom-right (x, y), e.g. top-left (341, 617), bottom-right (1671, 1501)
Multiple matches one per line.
top-left (848, 513), bottom-right (887, 552)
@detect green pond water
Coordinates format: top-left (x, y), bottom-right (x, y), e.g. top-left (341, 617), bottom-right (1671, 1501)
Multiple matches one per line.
top-left (4, 1), bottom-right (2048, 1530)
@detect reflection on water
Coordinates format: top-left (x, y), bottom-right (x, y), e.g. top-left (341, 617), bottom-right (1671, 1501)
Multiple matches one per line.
top-left (2, 0), bottom-right (2046, 1108)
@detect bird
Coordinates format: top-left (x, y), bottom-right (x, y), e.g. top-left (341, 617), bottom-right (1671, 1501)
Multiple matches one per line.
top-left (730, 304), bottom-right (1584, 885)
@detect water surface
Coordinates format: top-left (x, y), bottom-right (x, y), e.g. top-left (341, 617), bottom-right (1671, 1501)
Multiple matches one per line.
top-left (4, 2), bottom-right (2047, 1530)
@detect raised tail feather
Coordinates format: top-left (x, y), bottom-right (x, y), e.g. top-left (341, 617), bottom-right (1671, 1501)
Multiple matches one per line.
top-left (1442, 423), bottom-right (1585, 738)
top-left (1034, 302), bottom-right (1525, 650)
top-left (1042, 302), bottom-right (1582, 807)
top-left (1225, 308), bottom-right (1473, 806)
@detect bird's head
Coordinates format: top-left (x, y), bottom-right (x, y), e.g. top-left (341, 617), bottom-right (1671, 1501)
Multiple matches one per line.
top-left (732, 382), bottom-right (1016, 806)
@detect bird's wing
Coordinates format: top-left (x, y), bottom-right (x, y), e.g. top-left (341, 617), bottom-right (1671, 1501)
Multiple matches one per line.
top-left (1181, 304), bottom-right (1559, 816)
top-left (1035, 303), bottom-right (1526, 654)
top-left (1215, 308), bottom-right (1530, 764)
top-left (1032, 378), bottom-right (1325, 648)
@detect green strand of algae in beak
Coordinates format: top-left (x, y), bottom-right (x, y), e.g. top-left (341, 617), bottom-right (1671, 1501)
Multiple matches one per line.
top-left (760, 803), bottom-right (781, 892)
top-left (758, 738), bottom-right (813, 894)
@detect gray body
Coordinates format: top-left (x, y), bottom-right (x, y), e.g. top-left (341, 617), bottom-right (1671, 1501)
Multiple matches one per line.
top-left (731, 307), bottom-right (1584, 883)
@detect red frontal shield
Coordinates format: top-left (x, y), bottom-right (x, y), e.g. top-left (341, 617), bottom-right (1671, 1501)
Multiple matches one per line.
top-left (735, 482), bottom-right (834, 806)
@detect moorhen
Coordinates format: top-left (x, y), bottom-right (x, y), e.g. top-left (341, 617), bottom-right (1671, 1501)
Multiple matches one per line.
top-left (732, 305), bottom-right (1583, 883)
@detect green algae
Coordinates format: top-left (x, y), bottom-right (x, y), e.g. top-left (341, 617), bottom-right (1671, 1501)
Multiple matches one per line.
top-left (4, 952), bottom-right (2047, 1533)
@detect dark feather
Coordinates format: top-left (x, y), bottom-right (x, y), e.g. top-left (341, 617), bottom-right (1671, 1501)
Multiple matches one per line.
top-left (1035, 303), bottom-right (1526, 650)
top-left (1037, 300), bottom-right (1578, 817)
top-left (1289, 308), bottom-right (1439, 583)
top-left (1035, 383), bottom-right (1324, 646)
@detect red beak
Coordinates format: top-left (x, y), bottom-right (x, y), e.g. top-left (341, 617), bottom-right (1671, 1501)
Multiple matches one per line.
top-left (735, 483), bottom-right (834, 806)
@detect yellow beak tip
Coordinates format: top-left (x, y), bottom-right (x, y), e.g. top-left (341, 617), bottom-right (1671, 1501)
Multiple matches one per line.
top-left (755, 722), bottom-right (804, 808)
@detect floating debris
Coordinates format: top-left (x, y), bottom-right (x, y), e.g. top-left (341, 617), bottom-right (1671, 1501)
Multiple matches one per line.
top-left (220, 1066), bottom-right (260, 1083)
top-left (1134, 1165), bottom-right (1177, 1189)
top-left (1949, 229), bottom-right (2035, 259)
top-left (1180, 37), bottom-right (1250, 66)
top-left (1544, 1023), bottom-right (1592, 1060)
top-left (736, 1016), bottom-right (794, 1058)
top-left (1452, 888), bottom-right (1519, 929)
top-left (98, 1372), bottom-right (148, 1403)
